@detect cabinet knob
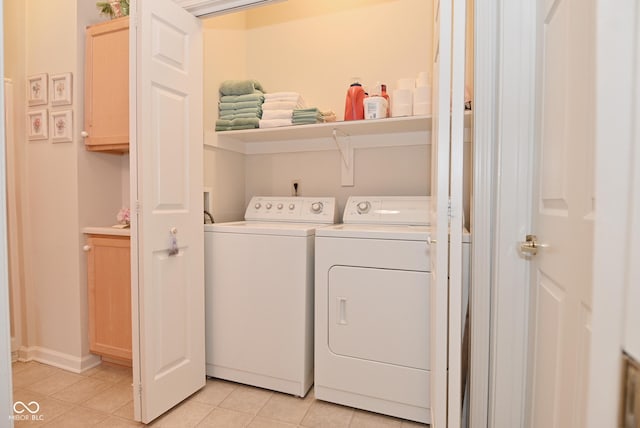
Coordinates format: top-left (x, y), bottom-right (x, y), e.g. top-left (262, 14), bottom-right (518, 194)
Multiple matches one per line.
top-left (83, 245), bottom-right (91, 252)
top-left (80, 131), bottom-right (89, 138)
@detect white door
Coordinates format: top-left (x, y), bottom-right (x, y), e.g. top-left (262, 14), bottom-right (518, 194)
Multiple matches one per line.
top-left (526, 0), bottom-right (595, 427)
top-left (430, 0), bottom-right (466, 426)
top-left (130, 0), bottom-right (204, 423)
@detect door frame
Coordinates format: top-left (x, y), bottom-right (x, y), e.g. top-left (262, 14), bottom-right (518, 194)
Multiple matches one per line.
top-left (586, 1), bottom-right (637, 426)
top-left (474, 0), bottom-right (537, 426)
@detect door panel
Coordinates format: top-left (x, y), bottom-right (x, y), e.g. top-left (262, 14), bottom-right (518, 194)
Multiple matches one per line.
top-left (530, 272), bottom-right (564, 428)
top-left (528, 0), bottom-right (595, 426)
top-left (131, 0), bottom-right (204, 423)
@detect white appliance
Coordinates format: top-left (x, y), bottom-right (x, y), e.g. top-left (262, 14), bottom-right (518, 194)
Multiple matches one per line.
top-left (314, 196), bottom-right (471, 424)
top-left (204, 196), bottom-right (336, 397)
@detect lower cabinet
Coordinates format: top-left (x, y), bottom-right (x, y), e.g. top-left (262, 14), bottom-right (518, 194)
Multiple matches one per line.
top-left (86, 234), bottom-right (132, 366)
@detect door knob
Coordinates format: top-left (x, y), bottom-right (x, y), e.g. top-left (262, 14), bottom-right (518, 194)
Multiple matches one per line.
top-left (520, 234), bottom-right (547, 256)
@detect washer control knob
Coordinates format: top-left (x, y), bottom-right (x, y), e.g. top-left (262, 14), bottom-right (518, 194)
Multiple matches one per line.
top-left (266, 203), bottom-right (273, 210)
top-left (289, 203), bottom-right (296, 210)
top-left (277, 203), bottom-right (284, 210)
top-left (254, 202), bottom-right (262, 210)
top-left (311, 202), bottom-right (323, 213)
top-left (357, 201), bottom-right (371, 214)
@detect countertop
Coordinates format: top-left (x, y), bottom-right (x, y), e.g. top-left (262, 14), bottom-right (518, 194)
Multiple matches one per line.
top-left (83, 226), bottom-right (131, 237)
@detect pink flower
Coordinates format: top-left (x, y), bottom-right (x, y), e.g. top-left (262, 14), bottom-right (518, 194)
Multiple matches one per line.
top-left (117, 207), bottom-right (130, 225)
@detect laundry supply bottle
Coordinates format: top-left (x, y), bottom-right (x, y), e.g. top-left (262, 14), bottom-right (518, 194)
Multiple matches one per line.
top-left (363, 83), bottom-right (388, 120)
top-left (344, 78), bottom-right (366, 121)
top-left (381, 84), bottom-right (390, 117)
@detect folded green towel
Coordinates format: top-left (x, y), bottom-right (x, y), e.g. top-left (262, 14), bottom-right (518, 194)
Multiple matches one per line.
top-left (219, 100), bottom-right (264, 111)
top-left (293, 107), bottom-right (320, 115)
top-left (292, 113), bottom-right (322, 119)
top-left (220, 92), bottom-right (264, 103)
top-left (219, 80), bottom-right (264, 96)
top-left (220, 112), bottom-right (262, 120)
top-left (215, 117), bottom-right (260, 131)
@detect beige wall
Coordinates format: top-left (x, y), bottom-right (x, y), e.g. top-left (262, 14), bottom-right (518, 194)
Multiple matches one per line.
top-left (5, 0), bottom-right (121, 368)
top-left (203, 0), bottom-right (435, 217)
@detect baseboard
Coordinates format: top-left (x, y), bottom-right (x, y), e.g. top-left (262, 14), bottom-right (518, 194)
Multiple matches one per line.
top-left (17, 346), bottom-right (102, 374)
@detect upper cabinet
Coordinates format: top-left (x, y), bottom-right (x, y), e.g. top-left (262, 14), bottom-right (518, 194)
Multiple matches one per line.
top-left (174, 0), bottom-right (285, 17)
top-left (84, 17), bottom-right (129, 153)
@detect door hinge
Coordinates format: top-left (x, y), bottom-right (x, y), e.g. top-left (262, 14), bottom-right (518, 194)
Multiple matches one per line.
top-left (137, 383), bottom-right (142, 399)
top-left (448, 198), bottom-right (452, 221)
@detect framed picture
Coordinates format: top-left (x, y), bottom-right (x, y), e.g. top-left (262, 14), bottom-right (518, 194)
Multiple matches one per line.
top-left (27, 109), bottom-right (48, 140)
top-left (27, 73), bottom-right (48, 106)
top-left (50, 73), bottom-right (72, 106)
top-left (50, 110), bottom-right (73, 143)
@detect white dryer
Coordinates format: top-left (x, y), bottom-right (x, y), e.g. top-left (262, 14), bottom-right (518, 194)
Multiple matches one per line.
top-left (204, 196), bottom-right (336, 397)
top-left (314, 196), bottom-right (471, 424)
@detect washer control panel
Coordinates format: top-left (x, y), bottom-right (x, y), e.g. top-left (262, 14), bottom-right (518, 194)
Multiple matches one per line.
top-left (245, 196), bottom-right (337, 223)
top-left (343, 196), bottom-right (431, 225)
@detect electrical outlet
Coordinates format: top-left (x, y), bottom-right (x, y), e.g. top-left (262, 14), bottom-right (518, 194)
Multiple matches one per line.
top-left (291, 180), bottom-right (301, 196)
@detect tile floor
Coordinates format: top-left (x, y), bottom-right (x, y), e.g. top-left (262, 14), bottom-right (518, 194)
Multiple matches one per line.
top-left (10, 361), bottom-right (429, 427)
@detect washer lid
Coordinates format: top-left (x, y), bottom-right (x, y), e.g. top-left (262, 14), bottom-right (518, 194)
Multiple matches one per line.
top-left (205, 221), bottom-right (323, 237)
top-left (316, 223), bottom-right (431, 241)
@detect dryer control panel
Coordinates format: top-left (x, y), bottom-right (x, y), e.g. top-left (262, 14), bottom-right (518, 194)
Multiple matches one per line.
top-left (343, 196), bottom-right (431, 225)
top-left (245, 196), bottom-right (337, 223)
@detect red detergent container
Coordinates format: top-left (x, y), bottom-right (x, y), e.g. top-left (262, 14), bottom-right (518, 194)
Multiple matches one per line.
top-left (344, 79), bottom-right (366, 121)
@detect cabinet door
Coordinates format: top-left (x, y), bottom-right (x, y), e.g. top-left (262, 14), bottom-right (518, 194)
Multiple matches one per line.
top-left (84, 17), bottom-right (129, 153)
top-left (87, 235), bottom-right (132, 363)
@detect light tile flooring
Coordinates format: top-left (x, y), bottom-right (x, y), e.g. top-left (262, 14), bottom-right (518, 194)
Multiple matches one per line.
top-left (11, 361), bottom-right (429, 427)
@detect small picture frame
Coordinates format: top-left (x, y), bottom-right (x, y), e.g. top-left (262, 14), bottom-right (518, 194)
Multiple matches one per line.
top-left (27, 73), bottom-right (48, 106)
top-left (50, 110), bottom-right (73, 143)
top-left (50, 73), bottom-right (72, 106)
top-left (27, 109), bottom-right (48, 140)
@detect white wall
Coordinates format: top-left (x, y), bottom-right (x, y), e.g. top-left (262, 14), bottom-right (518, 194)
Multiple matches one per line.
top-left (203, 0), bottom-right (435, 215)
top-left (244, 0), bottom-right (433, 120)
top-left (245, 144), bottom-right (429, 213)
top-left (203, 12), bottom-right (248, 222)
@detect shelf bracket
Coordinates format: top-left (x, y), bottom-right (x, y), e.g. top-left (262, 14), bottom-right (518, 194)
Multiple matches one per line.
top-left (332, 128), bottom-right (354, 186)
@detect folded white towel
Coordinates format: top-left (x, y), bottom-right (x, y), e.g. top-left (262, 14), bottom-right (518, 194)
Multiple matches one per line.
top-left (262, 101), bottom-right (303, 110)
top-left (259, 119), bottom-right (293, 128)
top-left (264, 92), bottom-right (301, 100)
top-left (262, 109), bottom-right (294, 120)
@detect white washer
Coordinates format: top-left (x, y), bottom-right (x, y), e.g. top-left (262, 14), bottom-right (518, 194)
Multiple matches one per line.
top-left (314, 196), bottom-right (471, 424)
top-left (204, 196), bottom-right (336, 397)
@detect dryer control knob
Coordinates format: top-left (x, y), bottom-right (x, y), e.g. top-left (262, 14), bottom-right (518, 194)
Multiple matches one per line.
top-left (254, 203), bottom-right (262, 210)
top-left (311, 202), bottom-right (323, 213)
top-left (266, 203), bottom-right (273, 210)
top-left (289, 203), bottom-right (296, 210)
top-left (357, 201), bottom-right (371, 214)
top-left (277, 203), bottom-right (284, 210)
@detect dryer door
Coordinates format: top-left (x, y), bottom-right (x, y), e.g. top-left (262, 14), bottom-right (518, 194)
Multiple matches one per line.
top-left (328, 266), bottom-right (430, 370)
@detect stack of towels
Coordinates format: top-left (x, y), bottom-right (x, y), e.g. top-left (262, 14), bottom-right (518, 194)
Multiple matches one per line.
top-left (216, 80), bottom-right (265, 131)
top-left (292, 108), bottom-right (324, 125)
top-left (259, 92), bottom-right (307, 129)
